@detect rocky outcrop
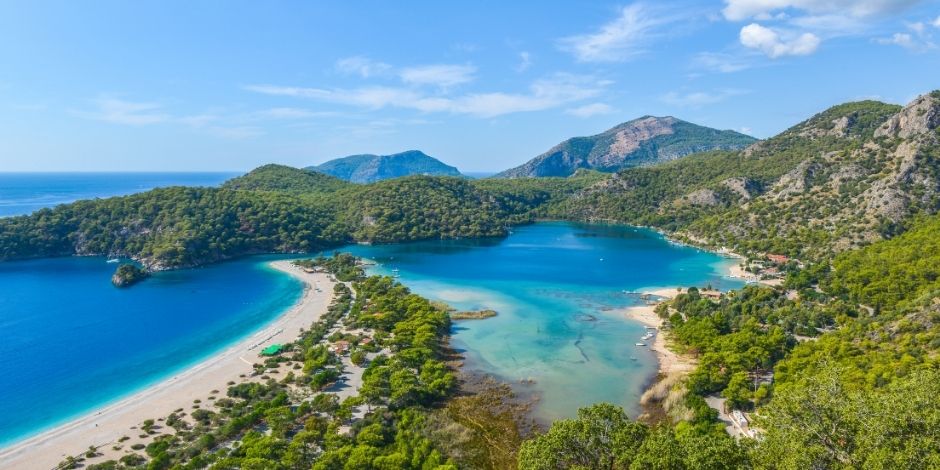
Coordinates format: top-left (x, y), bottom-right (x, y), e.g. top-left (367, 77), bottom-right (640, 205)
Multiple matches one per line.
top-left (680, 189), bottom-right (720, 207)
top-left (875, 93), bottom-right (940, 139)
top-left (112, 264), bottom-right (150, 288)
top-left (721, 177), bottom-right (760, 200)
top-left (495, 116), bottom-right (756, 178)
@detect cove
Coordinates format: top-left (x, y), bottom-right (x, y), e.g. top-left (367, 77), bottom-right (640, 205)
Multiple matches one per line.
top-left (0, 256), bottom-right (301, 447)
top-left (344, 221), bottom-right (744, 422)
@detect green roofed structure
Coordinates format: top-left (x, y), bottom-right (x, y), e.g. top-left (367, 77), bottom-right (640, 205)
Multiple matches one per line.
top-left (260, 344), bottom-right (283, 356)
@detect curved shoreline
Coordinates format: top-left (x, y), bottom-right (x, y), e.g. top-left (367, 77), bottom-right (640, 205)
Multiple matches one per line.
top-left (0, 260), bottom-right (333, 470)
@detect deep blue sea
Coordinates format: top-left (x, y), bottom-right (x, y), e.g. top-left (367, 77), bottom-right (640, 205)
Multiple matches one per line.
top-left (0, 256), bottom-right (301, 447)
top-left (344, 222), bottom-right (743, 422)
top-left (0, 172), bottom-right (237, 217)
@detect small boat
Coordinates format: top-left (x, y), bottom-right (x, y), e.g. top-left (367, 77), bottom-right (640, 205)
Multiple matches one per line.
top-left (630, 356), bottom-right (638, 361)
top-left (635, 342), bottom-right (645, 347)
top-left (106, 258), bottom-right (120, 264)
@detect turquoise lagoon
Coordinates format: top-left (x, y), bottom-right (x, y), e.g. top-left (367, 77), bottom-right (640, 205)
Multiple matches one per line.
top-left (0, 221), bottom-right (740, 447)
top-left (343, 222), bottom-right (743, 422)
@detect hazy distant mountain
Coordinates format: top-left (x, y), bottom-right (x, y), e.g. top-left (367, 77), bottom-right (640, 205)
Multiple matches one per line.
top-left (308, 150), bottom-right (461, 183)
top-left (494, 116), bottom-right (757, 178)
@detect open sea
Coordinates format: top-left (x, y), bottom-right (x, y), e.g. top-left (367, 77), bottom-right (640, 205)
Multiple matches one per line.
top-left (0, 171), bottom-right (743, 447)
top-left (0, 172), bottom-right (237, 217)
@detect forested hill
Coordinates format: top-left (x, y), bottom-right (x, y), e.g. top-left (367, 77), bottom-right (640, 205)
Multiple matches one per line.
top-left (561, 92), bottom-right (940, 260)
top-left (0, 169), bottom-right (602, 269)
top-left (222, 164), bottom-right (352, 194)
top-left (494, 116), bottom-right (756, 178)
top-left (308, 150), bottom-right (461, 183)
top-left (0, 92), bottom-right (937, 271)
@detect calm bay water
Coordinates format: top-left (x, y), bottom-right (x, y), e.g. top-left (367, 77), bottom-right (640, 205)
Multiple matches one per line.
top-left (0, 256), bottom-right (300, 447)
top-left (0, 172), bottom-right (237, 217)
top-left (0, 221), bottom-right (741, 448)
top-left (345, 222), bottom-right (743, 422)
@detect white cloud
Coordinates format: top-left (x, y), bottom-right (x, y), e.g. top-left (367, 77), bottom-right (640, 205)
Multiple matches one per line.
top-left (722, 0), bottom-right (921, 22)
top-left (245, 84), bottom-right (421, 109)
top-left (245, 74), bottom-right (609, 118)
top-left (75, 97), bottom-right (264, 139)
top-left (875, 20), bottom-right (937, 50)
top-left (739, 23), bottom-right (820, 57)
top-left (877, 31), bottom-right (917, 47)
top-left (558, 3), bottom-right (672, 62)
top-left (254, 107), bottom-right (329, 119)
top-left (933, 15), bottom-right (940, 27)
top-left (692, 52), bottom-right (752, 72)
top-left (661, 89), bottom-right (749, 108)
top-left (399, 64), bottom-right (476, 88)
top-left (79, 97), bottom-right (170, 125)
top-left (516, 51), bottom-right (532, 72)
top-left (335, 56), bottom-right (392, 78)
top-left (566, 103), bottom-right (614, 118)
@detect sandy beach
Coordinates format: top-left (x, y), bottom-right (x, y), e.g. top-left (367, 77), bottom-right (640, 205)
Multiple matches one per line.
top-left (0, 260), bottom-right (333, 470)
top-left (620, 288), bottom-right (696, 376)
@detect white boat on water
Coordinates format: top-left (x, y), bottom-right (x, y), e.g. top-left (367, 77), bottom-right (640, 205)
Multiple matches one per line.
top-left (635, 342), bottom-right (645, 347)
top-left (106, 258), bottom-right (120, 264)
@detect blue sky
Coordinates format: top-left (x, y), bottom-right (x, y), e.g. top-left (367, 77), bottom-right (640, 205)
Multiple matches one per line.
top-left (1, 1), bottom-right (938, 172)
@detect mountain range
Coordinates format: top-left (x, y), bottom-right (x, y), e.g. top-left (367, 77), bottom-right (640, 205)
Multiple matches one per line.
top-left (308, 150), bottom-right (461, 183)
top-left (494, 116), bottom-right (756, 178)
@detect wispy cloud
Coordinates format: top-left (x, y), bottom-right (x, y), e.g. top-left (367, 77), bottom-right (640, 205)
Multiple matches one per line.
top-left (566, 103), bottom-right (615, 118)
top-left (335, 56), bottom-right (392, 78)
top-left (246, 73), bottom-right (610, 118)
top-left (74, 96), bottom-right (264, 139)
top-left (253, 107), bottom-right (336, 119)
top-left (77, 97), bottom-right (170, 125)
top-left (739, 23), bottom-right (820, 58)
top-left (516, 51), bottom-right (532, 72)
top-left (875, 19), bottom-right (937, 51)
top-left (661, 89), bottom-right (749, 108)
top-left (722, 0), bottom-right (922, 22)
top-left (558, 3), bottom-right (676, 62)
top-left (692, 52), bottom-right (753, 73)
top-left (399, 64), bottom-right (476, 88)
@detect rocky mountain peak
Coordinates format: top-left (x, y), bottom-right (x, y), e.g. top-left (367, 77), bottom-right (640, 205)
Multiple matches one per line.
top-left (875, 91), bottom-right (940, 139)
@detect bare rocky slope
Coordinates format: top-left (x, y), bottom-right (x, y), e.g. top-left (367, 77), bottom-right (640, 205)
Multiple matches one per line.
top-left (494, 116), bottom-right (756, 178)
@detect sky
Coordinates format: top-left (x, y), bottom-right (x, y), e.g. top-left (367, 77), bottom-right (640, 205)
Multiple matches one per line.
top-left (0, 1), bottom-right (938, 173)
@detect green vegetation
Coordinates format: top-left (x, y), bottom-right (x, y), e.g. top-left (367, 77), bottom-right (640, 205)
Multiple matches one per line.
top-left (518, 403), bottom-right (747, 469)
top-left (560, 99), bottom-right (930, 260)
top-left (309, 150), bottom-right (462, 183)
top-left (82, 254), bottom-right (471, 469)
top-left (0, 167), bottom-right (604, 269)
top-left (449, 309), bottom-right (497, 320)
top-left (15, 92), bottom-right (940, 468)
top-left (825, 215), bottom-right (940, 312)
top-left (222, 164), bottom-right (352, 194)
top-left (495, 116), bottom-right (757, 178)
top-left (111, 264), bottom-right (149, 287)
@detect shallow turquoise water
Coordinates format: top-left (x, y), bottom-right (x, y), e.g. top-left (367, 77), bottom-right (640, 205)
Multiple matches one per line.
top-left (345, 222), bottom-right (742, 421)
top-left (0, 221), bottom-right (740, 447)
top-left (0, 256), bottom-right (300, 447)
